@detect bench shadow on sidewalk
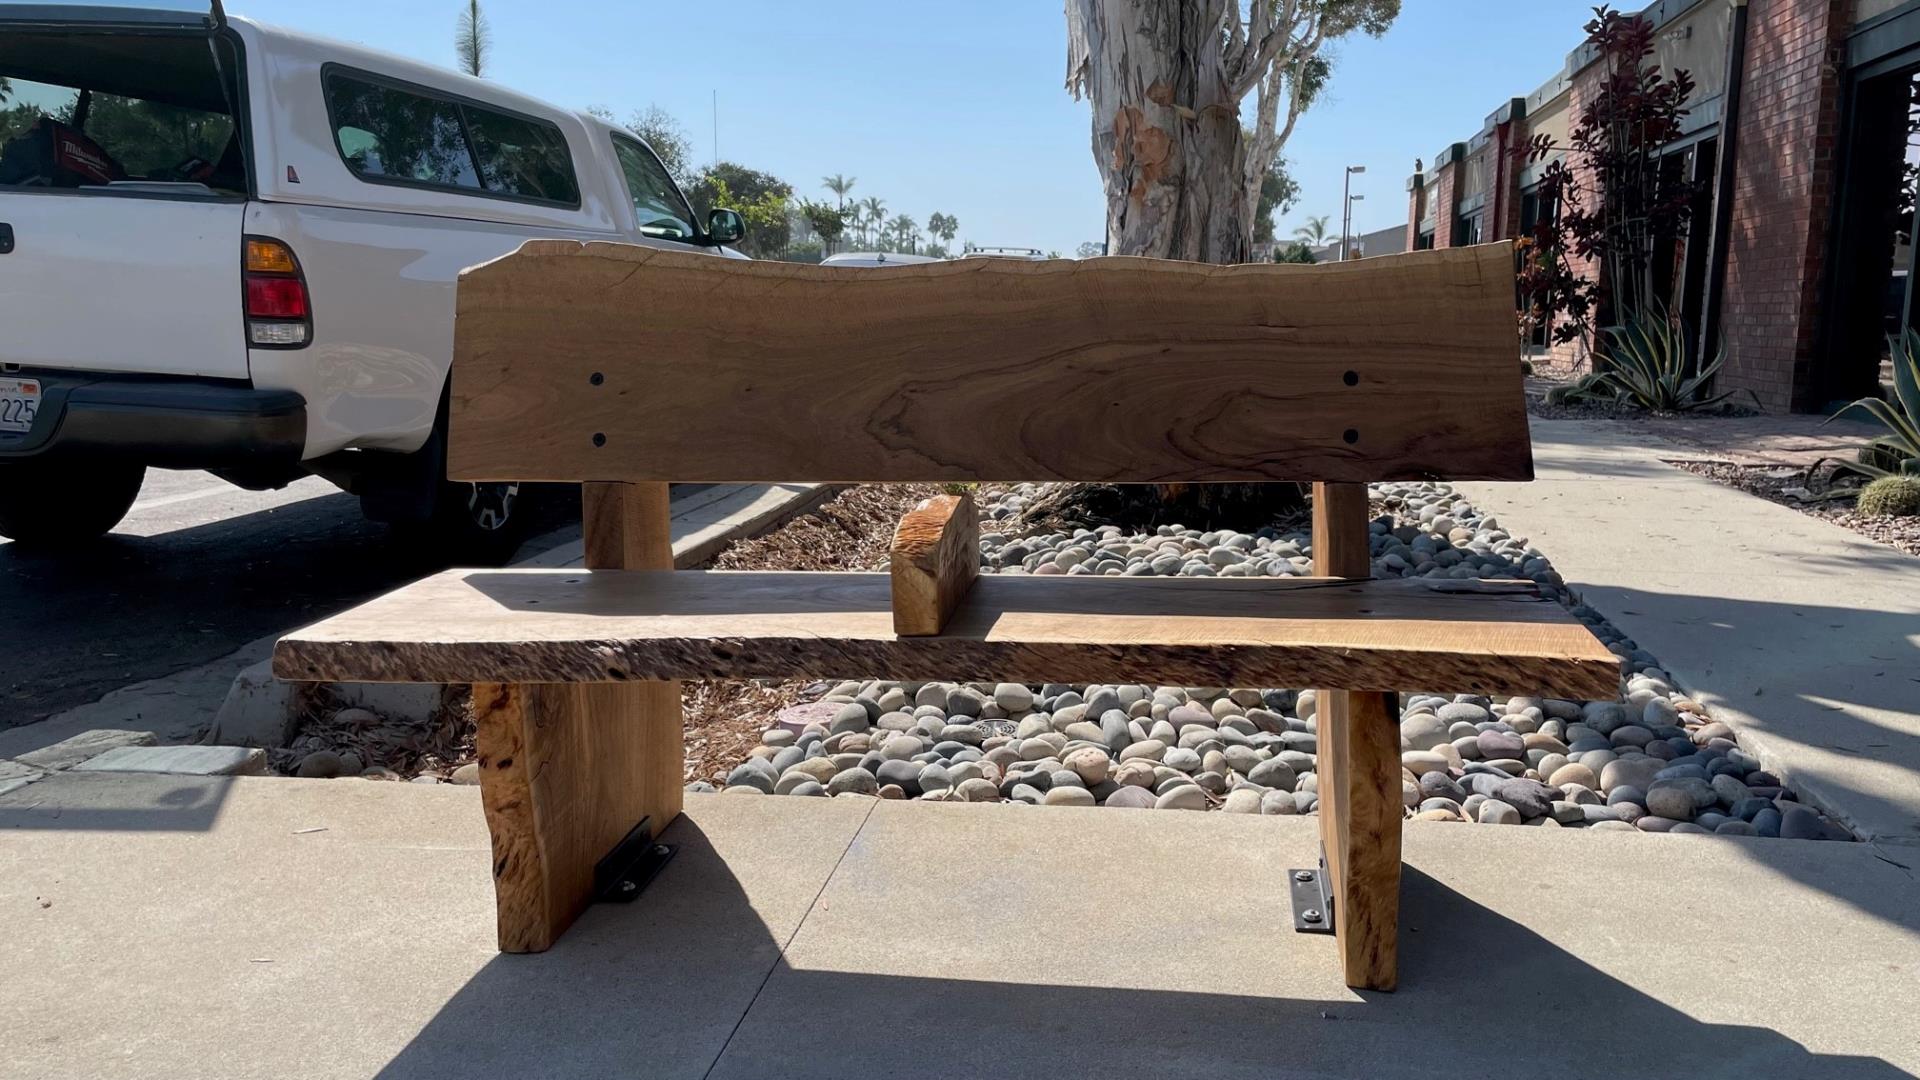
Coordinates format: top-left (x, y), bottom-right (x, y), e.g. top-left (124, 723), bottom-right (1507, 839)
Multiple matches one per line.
top-left (373, 819), bottom-right (1915, 1080)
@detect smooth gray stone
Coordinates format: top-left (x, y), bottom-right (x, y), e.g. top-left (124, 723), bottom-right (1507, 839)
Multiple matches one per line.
top-left (1247, 758), bottom-right (1297, 792)
top-left (1779, 804), bottom-right (1826, 840)
top-left (875, 759), bottom-right (925, 796)
top-left (726, 763), bottom-right (774, 794)
top-left (1154, 785), bottom-right (1208, 810)
top-left (1261, 789), bottom-right (1300, 815)
top-left (1494, 778), bottom-right (1553, 819)
top-left (1163, 748), bottom-right (1203, 773)
top-left (825, 767), bottom-right (879, 796)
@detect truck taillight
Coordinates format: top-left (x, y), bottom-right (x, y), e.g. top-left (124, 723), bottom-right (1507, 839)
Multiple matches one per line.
top-left (244, 236), bottom-right (311, 347)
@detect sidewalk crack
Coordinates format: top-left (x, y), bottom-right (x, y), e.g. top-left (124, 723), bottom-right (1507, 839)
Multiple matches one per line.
top-left (699, 797), bottom-right (880, 1079)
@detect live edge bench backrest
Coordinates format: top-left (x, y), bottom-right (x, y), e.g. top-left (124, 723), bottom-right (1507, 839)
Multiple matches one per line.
top-left (445, 240), bottom-right (1530, 487)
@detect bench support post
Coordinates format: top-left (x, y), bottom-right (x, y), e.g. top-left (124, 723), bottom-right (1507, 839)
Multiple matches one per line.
top-left (475, 481), bottom-right (684, 952)
top-left (1311, 481), bottom-right (1401, 991)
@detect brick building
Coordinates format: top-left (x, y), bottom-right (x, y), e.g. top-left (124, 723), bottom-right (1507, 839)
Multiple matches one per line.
top-left (1409, 0), bottom-right (1920, 413)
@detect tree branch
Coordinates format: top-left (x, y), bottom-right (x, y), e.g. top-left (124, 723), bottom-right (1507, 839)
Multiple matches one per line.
top-left (1230, 0), bottom-right (1309, 100)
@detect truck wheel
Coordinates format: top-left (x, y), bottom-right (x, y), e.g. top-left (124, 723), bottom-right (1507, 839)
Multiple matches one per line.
top-left (0, 460), bottom-right (145, 546)
top-left (426, 478), bottom-right (529, 564)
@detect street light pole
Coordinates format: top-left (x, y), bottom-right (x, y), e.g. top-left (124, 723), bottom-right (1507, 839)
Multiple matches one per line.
top-left (1341, 164), bottom-right (1367, 261)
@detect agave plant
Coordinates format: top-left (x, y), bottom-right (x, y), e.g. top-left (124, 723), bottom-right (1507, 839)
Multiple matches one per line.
top-left (1827, 328), bottom-right (1920, 478)
top-left (1555, 304), bottom-right (1744, 412)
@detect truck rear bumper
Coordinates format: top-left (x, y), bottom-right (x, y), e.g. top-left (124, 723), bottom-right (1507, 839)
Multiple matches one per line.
top-left (0, 370), bottom-right (306, 471)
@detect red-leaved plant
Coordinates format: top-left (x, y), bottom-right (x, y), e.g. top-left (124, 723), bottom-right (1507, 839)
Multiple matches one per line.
top-left (1517, 6), bottom-right (1703, 363)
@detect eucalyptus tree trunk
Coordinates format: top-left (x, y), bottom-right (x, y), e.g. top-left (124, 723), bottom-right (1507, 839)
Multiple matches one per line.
top-left (1066, 0), bottom-right (1252, 262)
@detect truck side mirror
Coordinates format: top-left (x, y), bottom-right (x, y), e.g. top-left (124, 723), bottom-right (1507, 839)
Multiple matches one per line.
top-left (707, 209), bottom-right (746, 245)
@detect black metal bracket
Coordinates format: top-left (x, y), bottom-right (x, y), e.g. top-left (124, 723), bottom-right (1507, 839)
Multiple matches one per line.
top-left (593, 816), bottom-right (676, 904)
top-left (1289, 854), bottom-right (1335, 934)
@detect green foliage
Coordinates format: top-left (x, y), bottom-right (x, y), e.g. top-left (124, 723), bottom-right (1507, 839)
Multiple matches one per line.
top-left (1859, 437), bottom-right (1915, 474)
top-left (1828, 329), bottom-right (1920, 478)
top-left (926, 211), bottom-right (959, 245)
top-left (455, 0), bottom-right (490, 77)
top-left (782, 241), bottom-right (825, 264)
top-left (1857, 476), bottom-right (1920, 517)
top-left (1321, 0), bottom-right (1401, 38)
top-left (796, 198), bottom-right (847, 250)
top-left (1274, 242), bottom-right (1316, 264)
top-left (689, 169), bottom-right (792, 258)
top-left (1559, 305), bottom-right (1744, 412)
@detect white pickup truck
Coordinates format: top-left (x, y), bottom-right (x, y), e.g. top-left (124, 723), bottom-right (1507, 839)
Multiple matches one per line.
top-left (0, 5), bottom-right (745, 556)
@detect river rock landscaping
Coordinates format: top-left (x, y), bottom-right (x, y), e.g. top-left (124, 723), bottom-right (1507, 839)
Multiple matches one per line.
top-left (703, 482), bottom-right (1853, 842)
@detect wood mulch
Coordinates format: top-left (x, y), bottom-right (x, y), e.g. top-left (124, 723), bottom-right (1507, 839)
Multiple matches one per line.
top-left (1669, 460), bottom-right (1920, 559)
top-left (679, 483), bottom-right (943, 783)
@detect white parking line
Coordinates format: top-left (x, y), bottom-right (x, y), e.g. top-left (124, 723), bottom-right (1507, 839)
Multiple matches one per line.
top-left (130, 485), bottom-right (241, 512)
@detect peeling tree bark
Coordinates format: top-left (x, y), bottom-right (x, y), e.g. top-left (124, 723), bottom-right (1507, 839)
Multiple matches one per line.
top-left (1067, 0), bottom-right (1252, 262)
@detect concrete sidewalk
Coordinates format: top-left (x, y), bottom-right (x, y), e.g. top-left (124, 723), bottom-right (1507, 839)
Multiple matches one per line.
top-left (1459, 419), bottom-right (1920, 848)
top-left (1, 774), bottom-right (1915, 1079)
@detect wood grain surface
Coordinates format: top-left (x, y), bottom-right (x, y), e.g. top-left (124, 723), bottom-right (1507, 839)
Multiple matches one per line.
top-left (474, 678), bottom-right (682, 952)
top-left (446, 241), bottom-right (1530, 484)
top-left (1310, 480), bottom-right (1401, 991)
top-left (890, 492), bottom-right (978, 635)
top-left (1316, 688), bottom-right (1403, 991)
top-left (475, 480), bottom-right (683, 953)
top-left (274, 570), bottom-right (1620, 699)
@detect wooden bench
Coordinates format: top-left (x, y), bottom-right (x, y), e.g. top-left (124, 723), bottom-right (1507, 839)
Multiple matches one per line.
top-left (275, 240), bottom-right (1619, 992)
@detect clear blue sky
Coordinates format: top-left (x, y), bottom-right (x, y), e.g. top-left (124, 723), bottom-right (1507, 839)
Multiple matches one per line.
top-left (215, 0), bottom-right (1601, 253)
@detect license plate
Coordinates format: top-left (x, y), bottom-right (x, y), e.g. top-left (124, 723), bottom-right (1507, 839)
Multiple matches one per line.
top-left (0, 378), bottom-right (40, 434)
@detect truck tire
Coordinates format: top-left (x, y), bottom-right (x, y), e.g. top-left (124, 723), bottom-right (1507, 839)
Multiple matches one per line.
top-left (356, 400), bottom-right (529, 565)
top-left (0, 460), bottom-right (145, 546)
top-left (423, 476), bottom-right (528, 565)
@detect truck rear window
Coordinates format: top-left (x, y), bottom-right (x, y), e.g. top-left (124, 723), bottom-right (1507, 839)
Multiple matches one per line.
top-left (324, 70), bottom-right (580, 207)
top-left (0, 31), bottom-right (245, 196)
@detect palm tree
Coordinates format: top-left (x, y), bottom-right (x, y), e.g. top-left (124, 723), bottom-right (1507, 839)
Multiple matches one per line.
top-left (861, 197), bottom-right (886, 249)
top-left (1293, 214), bottom-right (1330, 248)
top-left (454, 0), bottom-right (490, 77)
top-left (822, 174), bottom-right (856, 211)
top-left (926, 211), bottom-right (958, 247)
top-left (890, 214), bottom-right (919, 255)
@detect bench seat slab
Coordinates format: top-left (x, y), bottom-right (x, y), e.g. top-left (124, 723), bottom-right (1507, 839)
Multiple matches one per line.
top-left (275, 570), bottom-right (1620, 700)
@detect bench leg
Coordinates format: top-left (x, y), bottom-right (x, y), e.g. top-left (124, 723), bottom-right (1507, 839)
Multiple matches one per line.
top-left (1316, 689), bottom-right (1402, 991)
top-left (475, 680), bottom-right (684, 952)
top-left (475, 479), bottom-right (682, 953)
